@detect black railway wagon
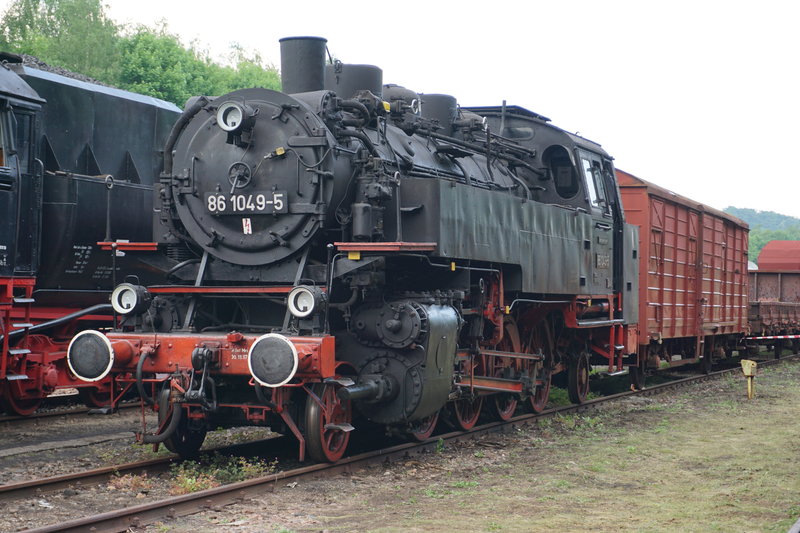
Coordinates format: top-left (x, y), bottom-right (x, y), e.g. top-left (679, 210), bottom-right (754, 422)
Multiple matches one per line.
top-left (1, 53), bottom-right (180, 414)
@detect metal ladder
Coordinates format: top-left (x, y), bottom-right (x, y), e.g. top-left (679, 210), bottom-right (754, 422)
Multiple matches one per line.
top-left (1, 278), bottom-right (35, 381)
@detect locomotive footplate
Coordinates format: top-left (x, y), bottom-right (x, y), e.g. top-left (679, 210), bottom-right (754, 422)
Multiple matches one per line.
top-left (334, 241), bottom-right (437, 252)
top-left (97, 241), bottom-right (159, 252)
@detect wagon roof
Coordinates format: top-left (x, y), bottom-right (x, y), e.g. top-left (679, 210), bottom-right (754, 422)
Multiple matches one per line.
top-left (616, 168), bottom-right (748, 229)
top-left (757, 240), bottom-right (800, 272)
top-left (0, 54), bottom-right (44, 104)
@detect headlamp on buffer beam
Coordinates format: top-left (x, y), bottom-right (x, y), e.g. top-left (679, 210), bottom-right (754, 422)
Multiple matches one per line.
top-left (110, 283), bottom-right (151, 315)
top-left (287, 285), bottom-right (327, 318)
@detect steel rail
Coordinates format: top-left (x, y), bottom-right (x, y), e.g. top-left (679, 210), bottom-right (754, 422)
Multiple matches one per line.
top-left (20, 353), bottom-right (799, 533)
top-left (0, 457), bottom-right (178, 502)
top-left (0, 435), bottom-right (291, 503)
top-left (0, 402), bottom-right (138, 424)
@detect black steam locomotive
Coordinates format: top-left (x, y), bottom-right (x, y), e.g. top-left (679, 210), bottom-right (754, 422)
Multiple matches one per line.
top-left (0, 53), bottom-right (179, 414)
top-left (67, 37), bottom-right (639, 461)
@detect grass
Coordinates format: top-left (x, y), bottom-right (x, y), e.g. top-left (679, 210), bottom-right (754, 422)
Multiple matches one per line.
top-left (301, 361), bottom-right (800, 532)
top-left (547, 386), bottom-right (599, 407)
top-left (169, 453), bottom-right (277, 495)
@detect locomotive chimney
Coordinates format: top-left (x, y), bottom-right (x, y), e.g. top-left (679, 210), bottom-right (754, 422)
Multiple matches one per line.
top-left (279, 36), bottom-right (328, 94)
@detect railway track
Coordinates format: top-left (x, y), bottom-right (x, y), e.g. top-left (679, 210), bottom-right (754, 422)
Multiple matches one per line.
top-left (9, 353), bottom-right (797, 533)
top-left (0, 401), bottom-right (138, 424)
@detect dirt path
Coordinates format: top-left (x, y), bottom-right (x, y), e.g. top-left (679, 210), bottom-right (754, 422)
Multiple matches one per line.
top-left (144, 361), bottom-right (800, 533)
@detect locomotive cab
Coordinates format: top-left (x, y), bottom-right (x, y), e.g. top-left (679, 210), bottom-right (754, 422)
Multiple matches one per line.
top-left (0, 56), bottom-right (44, 277)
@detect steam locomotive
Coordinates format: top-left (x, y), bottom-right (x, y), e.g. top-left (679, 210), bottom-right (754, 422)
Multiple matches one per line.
top-left (0, 53), bottom-right (180, 414)
top-left (66, 37), bottom-right (640, 461)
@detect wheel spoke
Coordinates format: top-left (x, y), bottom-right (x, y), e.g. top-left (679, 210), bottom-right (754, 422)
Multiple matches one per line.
top-left (452, 395), bottom-right (482, 430)
top-left (568, 351), bottom-right (590, 404)
top-left (3, 388), bottom-right (43, 416)
top-left (530, 371), bottom-right (551, 413)
top-left (489, 318), bottom-right (520, 421)
top-left (408, 410), bottom-right (439, 441)
top-left (305, 382), bottom-right (352, 462)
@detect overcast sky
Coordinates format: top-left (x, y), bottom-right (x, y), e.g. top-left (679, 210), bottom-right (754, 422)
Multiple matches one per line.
top-left (4, 0), bottom-right (798, 217)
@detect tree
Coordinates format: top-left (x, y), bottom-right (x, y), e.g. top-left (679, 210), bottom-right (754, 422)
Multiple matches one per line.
top-left (117, 29), bottom-right (281, 106)
top-left (221, 45), bottom-right (281, 93)
top-left (1, 0), bottom-right (281, 106)
top-left (117, 27), bottom-right (200, 106)
top-left (0, 0), bottom-right (120, 81)
top-left (724, 206), bottom-right (800, 262)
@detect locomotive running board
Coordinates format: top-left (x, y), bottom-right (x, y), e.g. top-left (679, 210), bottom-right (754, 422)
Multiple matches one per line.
top-left (97, 241), bottom-right (159, 251)
top-left (334, 242), bottom-right (437, 252)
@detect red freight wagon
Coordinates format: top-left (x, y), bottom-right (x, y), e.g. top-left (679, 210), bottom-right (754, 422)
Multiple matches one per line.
top-left (749, 241), bottom-right (800, 356)
top-left (617, 169), bottom-right (749, 373)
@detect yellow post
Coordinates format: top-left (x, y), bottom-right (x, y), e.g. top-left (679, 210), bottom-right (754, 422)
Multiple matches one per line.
top-left (741, 359), bottom-right (757, 399)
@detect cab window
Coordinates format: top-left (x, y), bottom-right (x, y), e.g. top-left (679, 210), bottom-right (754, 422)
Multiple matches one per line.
top-left (581, 156), bottom-right (609, 212)
top-left (543, 145), bottom-right (579, 199)
top-left (13, 111), bottom-right (33, 174)
top-left (0, 111), bottom-right (5, 166)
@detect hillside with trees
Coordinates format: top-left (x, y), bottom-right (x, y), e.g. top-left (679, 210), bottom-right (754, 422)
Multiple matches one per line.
top-left (724, 207), bottom-right (800, 263)
top-left (0, 0), bottom-right (280, 106)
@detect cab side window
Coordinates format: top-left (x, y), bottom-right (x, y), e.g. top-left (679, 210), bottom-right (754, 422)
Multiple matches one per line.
top-left (581, 156), bottom-right (609, 213)
top-left (0, 109), bottom-right (6, 167)
top-left (543, 145), bottom-right (579, 199)
top-left (13, 111), bottom-right (33, 174)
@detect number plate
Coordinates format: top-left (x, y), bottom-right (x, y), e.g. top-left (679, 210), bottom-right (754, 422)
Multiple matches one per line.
top-left (205, 191), bottom-right (288, 215)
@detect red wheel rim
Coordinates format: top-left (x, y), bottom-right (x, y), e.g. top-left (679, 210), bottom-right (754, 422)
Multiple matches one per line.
top-left (79, 387), bottom-right (112, 408)
top-left (453, 396), bottom-right (483, 430)
top-left (305, 383), bottom-right (352, 462)
top-left (490, 318), bottom-right (520, 421)
top-left (2, 388), bottom-right (42, 416)
top-left (319, 386), bottom-right (350, 459)
top-left (493, 394), bottom-right (517, 421)
top-left (568, 353), bottom-right (590, 404)
top-left (408, 410), bottom-right (439, 441)
top-left (529, 373), bottom-right (551, 413)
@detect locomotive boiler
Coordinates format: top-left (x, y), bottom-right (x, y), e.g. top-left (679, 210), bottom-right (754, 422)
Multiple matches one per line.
top-left (67, 37), bottom-right (640, 461)
top-left (0, 53), bottom-right (180, 414)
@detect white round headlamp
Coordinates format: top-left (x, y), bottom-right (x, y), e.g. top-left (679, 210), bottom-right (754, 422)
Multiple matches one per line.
top-left (110, 283), bottom-right (150, 315)
top-left (216, 101), bottom-right (255, 133)
top-left (287, 285), bottom-right (325, 318)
